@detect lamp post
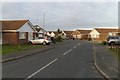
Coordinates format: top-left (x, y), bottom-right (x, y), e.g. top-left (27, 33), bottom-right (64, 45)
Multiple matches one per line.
top-left (43, 11), bottom-right (46, 30)
top-left (43, 11), bottom-right (48, 36)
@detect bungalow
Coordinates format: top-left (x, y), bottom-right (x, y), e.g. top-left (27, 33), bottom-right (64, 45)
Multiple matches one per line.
top-left (89, 28), bottom-right (118, 41)
top-left (108, 28), bottom-right (120, 36)
top-left (48, 31), bottom-right (67, 39)
top-left (61, 31), bottom-right (66, 39)
top-left (34, 25), bottom-right (47, 37)
top-left (71, 29), bottom-right (91, 40)
top-left (108, 32), bottom-right (120, 36)
top-left (64, 31), bottom-right (73, 39)
top-left (1, 20), bottom-right (37, 45)
top-left (48, 31), bottom-right (58, 37)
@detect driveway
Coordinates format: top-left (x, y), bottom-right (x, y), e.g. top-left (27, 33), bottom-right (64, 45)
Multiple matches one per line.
top-left (3, 40), bottom-right (103, 78)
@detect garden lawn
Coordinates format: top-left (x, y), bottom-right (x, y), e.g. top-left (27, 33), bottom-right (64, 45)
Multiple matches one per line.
top-left (98, 43), bottom-right (119, 60)
top-left (109, 48), bottom-right (119, 60)
top-left (2, 44), bottom-right (43, 55)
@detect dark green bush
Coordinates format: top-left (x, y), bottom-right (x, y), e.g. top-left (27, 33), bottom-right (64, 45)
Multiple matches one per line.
top-left (55, 36), bottom-right (63, 42)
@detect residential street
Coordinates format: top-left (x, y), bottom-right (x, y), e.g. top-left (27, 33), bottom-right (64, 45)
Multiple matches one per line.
top-left (3, 40), bottom-right (103, 78)
top-left (1, 2), bottom-right (119, 80)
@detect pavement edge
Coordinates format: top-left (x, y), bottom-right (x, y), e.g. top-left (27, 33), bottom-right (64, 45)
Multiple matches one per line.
top-left (2, 46), bottom-right (55, 63)
top-left (92, 42), bottom-right (112, 80)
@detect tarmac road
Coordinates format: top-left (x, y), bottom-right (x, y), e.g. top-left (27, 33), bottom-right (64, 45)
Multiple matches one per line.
top-left (2, 40), bottom-right (103, 79)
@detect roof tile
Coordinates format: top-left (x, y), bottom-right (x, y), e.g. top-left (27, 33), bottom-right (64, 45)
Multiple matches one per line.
top-left (1, 20), bottom-right (28, 30)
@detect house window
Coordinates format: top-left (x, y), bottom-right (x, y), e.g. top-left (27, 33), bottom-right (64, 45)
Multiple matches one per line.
top-left (91, 34), bottom-right (99, 38)
top-left (19, 32), bottom-right (26, 39)
top-left (108, 33), bottom-right (112, 36)
top-left (96, 35), bottom-right (99, 38)
top-left (73, 35), bottom-right (76, 38)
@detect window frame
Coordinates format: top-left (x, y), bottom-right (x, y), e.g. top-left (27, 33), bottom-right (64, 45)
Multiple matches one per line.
top-left (19, 32), bottom-right (26, 39)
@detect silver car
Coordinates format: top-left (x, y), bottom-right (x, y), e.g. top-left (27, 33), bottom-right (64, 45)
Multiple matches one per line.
top-left (29, 37), bottom-right (52, 45)
top-left (107, 36), bottom-right (120, 46)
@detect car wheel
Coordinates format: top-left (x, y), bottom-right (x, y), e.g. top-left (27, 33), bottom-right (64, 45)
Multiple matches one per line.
top-left (42, 42), bottom-right (46, 45)
top-left (110, 42), bottom-right (115, 46)
top-left (28, 41), bottom-right (32, 45)
top-left (46, 43), bottom-right (50, 45)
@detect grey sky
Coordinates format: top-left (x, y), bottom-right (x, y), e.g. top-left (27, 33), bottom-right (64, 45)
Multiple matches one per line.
top-left (2, 2), bottom-right (118, 31)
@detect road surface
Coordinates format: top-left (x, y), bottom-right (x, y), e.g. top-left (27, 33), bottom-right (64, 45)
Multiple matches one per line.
top-left (3, 40), bottom-right (103, 79)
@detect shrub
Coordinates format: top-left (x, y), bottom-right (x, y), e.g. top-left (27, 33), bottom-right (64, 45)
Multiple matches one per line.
top-left (55, 36), bottom-right (63, 42)
top-left (101, 41), bottom-right (107, 45)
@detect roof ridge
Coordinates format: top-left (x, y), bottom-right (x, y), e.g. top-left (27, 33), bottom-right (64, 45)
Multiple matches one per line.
top-left (64, 30), bottom-right (73, 31)
top-left (0, 20), bottom-right (29, 21)
top-left (2, 20), bottom-right (29, 30)
top-left (77, 29), bottom-right (91, 31)
top-left (95, 28), bottom-right (118, 29)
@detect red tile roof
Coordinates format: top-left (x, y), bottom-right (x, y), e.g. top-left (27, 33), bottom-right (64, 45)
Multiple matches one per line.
top-left (77, 30), bottom-right (91, 34)
top-left (64, 31), bottom-right (73, 36)
top-left (1, 20), bottom-right (28, 30)
top-left (95, 28), bottom-right (118, 33)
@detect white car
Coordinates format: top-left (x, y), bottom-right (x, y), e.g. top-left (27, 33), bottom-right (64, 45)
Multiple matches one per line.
top-left (107, 36), bottom-right (120, 46)
top-left (29, 37), bottom-right (52, 45)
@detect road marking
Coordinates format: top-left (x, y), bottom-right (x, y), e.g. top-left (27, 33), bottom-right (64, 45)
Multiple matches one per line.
top-left (73, 45), bottom-right (77, 48)
top-left (62, 49), bottom-right (72, 55)
top-left (78, 43), bottom-right (81, 45)
top-left (25, 59), bottom-right (58, 79)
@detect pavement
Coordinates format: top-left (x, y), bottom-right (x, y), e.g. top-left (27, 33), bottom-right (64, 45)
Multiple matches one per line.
top-left (2, 40), bottom-right (103, 78)
top-left (93, 43), bottom-right (118, 79)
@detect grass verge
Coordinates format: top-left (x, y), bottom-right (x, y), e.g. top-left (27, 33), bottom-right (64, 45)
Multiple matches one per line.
top-left (98, 43), bottom-right (119, 60)
top-left (2, 44), bottom-right (43, 55)
top-left (109, 48), bottom-right (119, 60)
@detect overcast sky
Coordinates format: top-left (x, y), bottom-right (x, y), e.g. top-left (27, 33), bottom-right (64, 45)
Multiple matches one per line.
top-left (1, 1), bottom-right (118, 31)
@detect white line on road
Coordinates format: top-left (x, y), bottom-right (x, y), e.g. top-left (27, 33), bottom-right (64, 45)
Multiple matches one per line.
top-left (73, 45), bottom-right (77, 49)
top-left (25, 59), bottom-right (58, 79)
top-left (78, 43), bottom-right (81, 45)
top-left (62, 49), bottom-right (72, 55)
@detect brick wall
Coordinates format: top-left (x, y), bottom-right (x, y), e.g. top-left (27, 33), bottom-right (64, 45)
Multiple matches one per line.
top-left (2, 32), bottom-right (18, 45)
top-left (81, 35), bottom-right (89, 40)
top-left (94, 33), bottom-right (108, 42)
top-left (2, 32), bottom-right (28, 45)
top-left (65, 34), bottom-right (70, 38)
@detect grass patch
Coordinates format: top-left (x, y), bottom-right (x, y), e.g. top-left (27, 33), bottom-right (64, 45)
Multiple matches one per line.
top-left (98, 42), bottom-right (120, 60)
top-left (98, 41), bottom-right (108, 46)
top-left (109, 48), bottom-right (120, 60)
top-left (2, 44), bottom-right (43, 55)
top-left (0, 44), bottom-right (2, 54)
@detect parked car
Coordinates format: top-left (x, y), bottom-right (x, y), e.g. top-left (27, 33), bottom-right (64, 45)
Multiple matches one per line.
top-left (28, 37), bottom-right (52, 45)
top-left (107, 36), bottom-right (120, 46)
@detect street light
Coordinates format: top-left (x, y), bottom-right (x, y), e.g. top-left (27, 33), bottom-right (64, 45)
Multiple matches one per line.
top-left (43, 11), bottom-right (46, 30)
